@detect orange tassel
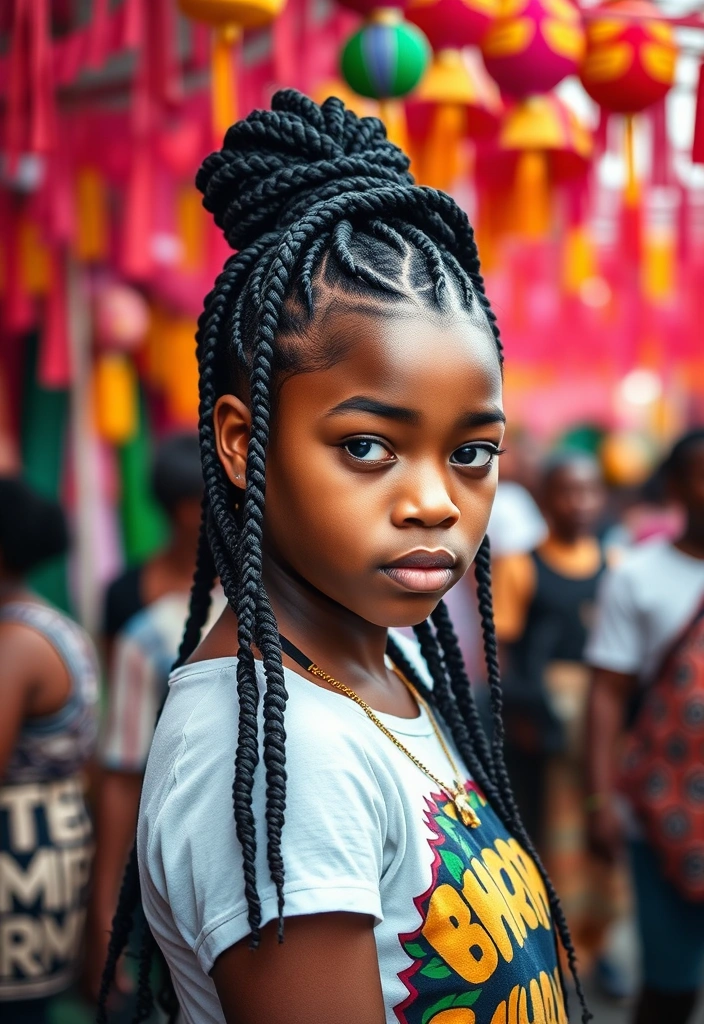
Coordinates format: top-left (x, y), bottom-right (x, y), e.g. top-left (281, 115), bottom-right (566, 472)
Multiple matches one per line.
top-left (19, 218), bottom-right (50, 295)
top-left (94, 352), bottom-right (138, 444)
top-left (75, 167), bottom-right (108, 263)
top-left (512, 151), bottom-right (551, 239)
top-left (421, 105), bottom-right (465, 192)
top-left (211, 25), bottom-right (240, 142)
top-left (176, 185), bottom-right (205, 273)
top-left (562, 225), bottom-right (594, 295)
top-left (378, 100), bottom-right (409, 154)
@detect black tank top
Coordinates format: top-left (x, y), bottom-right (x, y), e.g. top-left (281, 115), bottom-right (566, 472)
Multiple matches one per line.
top-left (506, 548), bottom-right (606, 699)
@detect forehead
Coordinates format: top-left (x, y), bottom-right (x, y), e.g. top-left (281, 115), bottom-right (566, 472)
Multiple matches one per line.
top-left (281, 304), bottom-right (503, 412)
top-left (546, 460), bottom-right (602, 489)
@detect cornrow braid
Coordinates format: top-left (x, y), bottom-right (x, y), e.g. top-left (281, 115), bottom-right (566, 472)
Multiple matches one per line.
top-left (99, 89), bottom-right (587, 1024)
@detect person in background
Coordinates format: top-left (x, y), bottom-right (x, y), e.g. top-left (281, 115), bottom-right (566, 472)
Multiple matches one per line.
top-left (488, 426), bottom-right (548, 558)
top-left (586, 428), bottom-right (704, 1024)
top-left (493, 453), bottom-right (627, 990)
top-left (103, 433), bottom-right (204, 649)
top-left (84, 436), bottom-right (218, 1005)
top-left (0, 477), bottom-right (99, 1023)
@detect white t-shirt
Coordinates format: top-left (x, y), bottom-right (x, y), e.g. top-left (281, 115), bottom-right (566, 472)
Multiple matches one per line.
top-left (487, 482), bottom-right (548, 558)
top-left (138, 638), bottom-right (566, 1024)
top-left (585, 540), bottom-right (704, 682)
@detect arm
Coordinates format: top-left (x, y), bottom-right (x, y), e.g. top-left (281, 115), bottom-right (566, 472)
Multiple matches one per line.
top-left (585, 667), bottom-right (637, 862)
top-left (84, 626), bottom-right (158, 999)
top-left (0, 625), bottom-right (33, 780)
top-left (212, 912), bottom-right (385, 1024)
top-left (84, 769), bottom-right (142, 998)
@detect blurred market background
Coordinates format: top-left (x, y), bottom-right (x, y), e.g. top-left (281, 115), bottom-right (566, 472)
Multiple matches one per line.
top-left (1, 0), bottom-right (704, 1022)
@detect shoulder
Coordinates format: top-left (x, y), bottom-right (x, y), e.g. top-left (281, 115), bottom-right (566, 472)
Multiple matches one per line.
top-left (600, 539), bottom-right (676, 593)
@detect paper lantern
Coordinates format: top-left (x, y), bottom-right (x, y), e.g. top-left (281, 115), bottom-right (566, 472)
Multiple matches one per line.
top-left (407, 0), bottom-right (498, 50)
top-left (482, 93), bottom-right (592, 237)
top-left (178, 0), bottom-right (283, 27)
top-left (481, 0), bottom-right (585, 98)
top-left (408, 49), bottom-right (503, 188)
top-left (579, 0), bottom-right (677, 114)
top-left (341, 12), bottom-right (431, 99)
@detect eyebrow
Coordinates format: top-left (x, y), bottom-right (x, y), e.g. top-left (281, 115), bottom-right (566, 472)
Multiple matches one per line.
top-left (326, 396), bottom-right (506, 428)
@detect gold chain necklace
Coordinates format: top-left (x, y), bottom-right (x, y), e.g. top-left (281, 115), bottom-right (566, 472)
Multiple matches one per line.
top-left (306, 660), bottom-right (481, 828)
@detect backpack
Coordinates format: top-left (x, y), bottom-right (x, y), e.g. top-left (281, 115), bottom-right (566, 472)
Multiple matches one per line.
top-left (619, 596), bottom-right (704, 901)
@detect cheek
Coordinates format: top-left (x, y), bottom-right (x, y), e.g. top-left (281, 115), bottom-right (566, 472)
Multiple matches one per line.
top-left (264, 447), bottom-right (378, 566)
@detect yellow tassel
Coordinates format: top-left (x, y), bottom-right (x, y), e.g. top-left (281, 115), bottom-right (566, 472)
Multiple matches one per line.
top-left (75, 168), bottom-right (108, 263)
top-left (211, 25), bottom-right (240, 141)
top-left (624, 115), bottom-right (639, 208)
top-left (562, 224), bottom-right (594, 294)
top-left (176, 185), bottom-right (205, 273)
top-left (94, 352), bottom-right (138, 445)
top-left (162, 316), bottom-right (199, 425)
top-left (642, 229), bottom-right (674, 303)
top-left (378, 100), bottom-right (409, 154)
top-left (19, 220), bottom-right (51, 295)
top-left (512, 151), bottom-right (551, 239)
top-left (420, 105), bottom-right (465, 191)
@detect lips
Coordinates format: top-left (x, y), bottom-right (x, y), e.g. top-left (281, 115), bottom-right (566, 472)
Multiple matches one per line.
top-left (380, 550), bottom-right (457, 593)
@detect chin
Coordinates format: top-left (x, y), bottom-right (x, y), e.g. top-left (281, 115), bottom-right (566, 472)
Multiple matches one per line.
top-left (368, 595), bottom-right (448, 630)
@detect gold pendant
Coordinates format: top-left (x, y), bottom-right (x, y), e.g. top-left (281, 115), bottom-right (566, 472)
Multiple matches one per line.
top-left (454, 789), bottom-right (481, 828)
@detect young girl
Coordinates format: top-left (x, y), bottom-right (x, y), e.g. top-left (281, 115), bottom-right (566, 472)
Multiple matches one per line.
top-left (99, 90), bottom-right (589, 1024)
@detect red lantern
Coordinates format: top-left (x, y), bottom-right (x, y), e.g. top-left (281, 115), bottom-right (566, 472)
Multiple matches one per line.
top-left (580, 0), bottom-right (677, 115)
top-left (407, 0), bottom-right (498, 50)
top-left (481, 0), bottom-right (585, 98)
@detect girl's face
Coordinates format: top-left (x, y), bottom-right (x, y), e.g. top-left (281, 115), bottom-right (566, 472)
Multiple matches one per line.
top-left (219, 303), bottom-right (504, 628)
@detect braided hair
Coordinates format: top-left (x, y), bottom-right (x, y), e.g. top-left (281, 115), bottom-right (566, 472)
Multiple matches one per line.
top-left (98, 89), bottom-right (589, 1024)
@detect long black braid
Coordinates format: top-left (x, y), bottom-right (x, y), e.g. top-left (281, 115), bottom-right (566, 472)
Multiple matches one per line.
top-left (98, 89), bottom-right (589, 1024)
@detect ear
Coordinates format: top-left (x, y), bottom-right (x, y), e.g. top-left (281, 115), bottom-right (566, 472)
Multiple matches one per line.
top-left (214, 395), bottom-right (251, 489)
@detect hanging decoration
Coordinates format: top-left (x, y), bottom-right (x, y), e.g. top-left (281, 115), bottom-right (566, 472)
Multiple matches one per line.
top-left (178, 0), bottom-right (288, 139)
top-left (479, 0), bottom-right (587, 239)
top-left (408, 49), bottom-right (502, 189)
top-left (337, 0), bottom-right (431, 149)
top-left (405, 0), bottom-right (501, 190)
top-left (579, 0), bottom-right (677, 115)
top-left (93, 283), bottom-right (150, 446)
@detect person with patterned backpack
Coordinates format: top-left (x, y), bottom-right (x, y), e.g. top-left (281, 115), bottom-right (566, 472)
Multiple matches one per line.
top-left (586, 428), bottom-right (704, 1024)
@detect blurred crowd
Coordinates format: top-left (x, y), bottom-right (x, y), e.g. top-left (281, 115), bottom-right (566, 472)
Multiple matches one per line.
top-left (1, 425), bottom-right (703, 1023)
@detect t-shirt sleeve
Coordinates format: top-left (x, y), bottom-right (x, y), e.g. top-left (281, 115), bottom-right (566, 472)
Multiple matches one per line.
top-left (584, 564), bottom-right (643, 675)
top-left (143, 700), bottom-right (386, 975)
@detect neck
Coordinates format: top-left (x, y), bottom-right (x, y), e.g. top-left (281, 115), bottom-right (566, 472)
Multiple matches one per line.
top-left (548, 528), bottom-right (589, 547)
top-left (676, 520), bottom-right (704, 560)
top-left (262, 556), bottom-right (389, 681)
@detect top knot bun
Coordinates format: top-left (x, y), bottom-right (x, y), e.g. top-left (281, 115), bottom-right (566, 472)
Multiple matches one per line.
top-left (196, 89), bottom-right (413, 251)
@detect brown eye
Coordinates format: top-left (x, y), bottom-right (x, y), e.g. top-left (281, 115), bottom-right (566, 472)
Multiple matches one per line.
top-left (343, 439), bottom-right (391, 461)
top-left (451, 444), bottom-right (501, 468)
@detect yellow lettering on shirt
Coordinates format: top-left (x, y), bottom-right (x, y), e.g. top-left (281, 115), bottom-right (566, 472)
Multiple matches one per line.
top-left (422, 883), bottom-right (499, 984)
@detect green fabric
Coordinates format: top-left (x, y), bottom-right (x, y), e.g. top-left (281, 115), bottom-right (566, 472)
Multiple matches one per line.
top-left (20, 333), bottom-right (71, 613)
top-left (118, 387), bottom-right (168, 565)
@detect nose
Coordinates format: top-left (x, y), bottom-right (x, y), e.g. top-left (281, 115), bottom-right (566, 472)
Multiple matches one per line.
top-left (391, 465), bottom-right (460, 529)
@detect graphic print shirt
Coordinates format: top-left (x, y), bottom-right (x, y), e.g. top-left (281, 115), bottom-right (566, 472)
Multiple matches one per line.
top-left (138, 642), bottom-right (567, 1024)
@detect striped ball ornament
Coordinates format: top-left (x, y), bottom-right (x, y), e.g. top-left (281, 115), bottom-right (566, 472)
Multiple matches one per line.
top-left (341, 15), bottom-right (431, 99)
